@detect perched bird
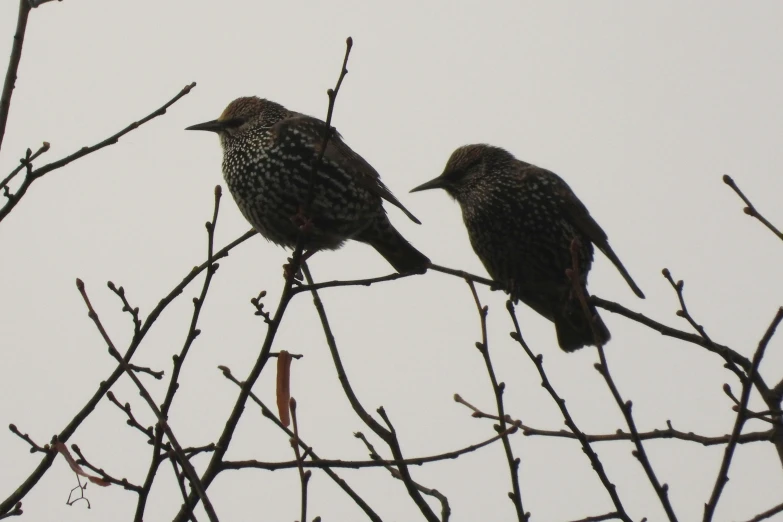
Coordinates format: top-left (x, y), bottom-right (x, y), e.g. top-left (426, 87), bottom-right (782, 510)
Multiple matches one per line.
top-left (186, 97), bottom-right (429, 273)
top-left (411, 144), bottom-right (644, 351)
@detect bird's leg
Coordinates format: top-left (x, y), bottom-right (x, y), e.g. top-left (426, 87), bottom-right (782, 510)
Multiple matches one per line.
top-left (291, 205), bottom-right (315, 233)
top-left (283, 250), bottom-right (317, 281)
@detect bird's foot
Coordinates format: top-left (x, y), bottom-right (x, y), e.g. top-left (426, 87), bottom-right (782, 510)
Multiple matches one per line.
top-left (283, 259), bottom-right (304, 282)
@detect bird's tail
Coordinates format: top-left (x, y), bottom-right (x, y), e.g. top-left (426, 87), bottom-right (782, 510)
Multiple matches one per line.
top-left (360, 219), bottom-right (430, 274)
top-left (598, 243), bottom-right (645, 299)
top-left (553, 292), bottom-right (611, 352)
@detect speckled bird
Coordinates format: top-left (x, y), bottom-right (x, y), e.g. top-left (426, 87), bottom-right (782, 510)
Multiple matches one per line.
top-left (186, 97), bottom-right (429, 273)
top-left (411, 144), bottom-right (644, 351)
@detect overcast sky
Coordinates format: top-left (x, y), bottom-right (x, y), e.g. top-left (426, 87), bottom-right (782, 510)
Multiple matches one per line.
top-left (2, 2), bottom-right (783, 521)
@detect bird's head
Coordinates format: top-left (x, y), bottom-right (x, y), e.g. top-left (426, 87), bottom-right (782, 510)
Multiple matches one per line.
top-left (410, 144), bottom-right (514, 200)
top-left (186, 96), bottom-right (289, 145)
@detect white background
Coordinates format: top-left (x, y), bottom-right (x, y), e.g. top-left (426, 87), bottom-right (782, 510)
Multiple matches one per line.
top-left (1, 2), bottom-right (782, 521)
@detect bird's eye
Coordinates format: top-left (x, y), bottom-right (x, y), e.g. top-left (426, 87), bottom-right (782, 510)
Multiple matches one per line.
top-left (223, 118), bottom-right (245, 128)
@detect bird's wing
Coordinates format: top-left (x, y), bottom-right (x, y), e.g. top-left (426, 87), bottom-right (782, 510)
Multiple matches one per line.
top-left (530, 165), bottom-right (645, 299)
top-left (271, 115), bottom-right (421, 224)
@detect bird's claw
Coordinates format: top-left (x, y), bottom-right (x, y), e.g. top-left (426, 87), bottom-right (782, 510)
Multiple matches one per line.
top-left (283, 258), bottom-right (304, 281)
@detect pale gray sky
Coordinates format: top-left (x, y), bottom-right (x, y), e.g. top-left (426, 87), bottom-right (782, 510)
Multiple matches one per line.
top-left (2, 1), bottom-right (782, 521)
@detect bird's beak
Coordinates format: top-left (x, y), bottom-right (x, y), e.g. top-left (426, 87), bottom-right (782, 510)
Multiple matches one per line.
top-left (185, 119), bottom-right (227, 133)
top-left (410, 176), bottom-right (447, 193)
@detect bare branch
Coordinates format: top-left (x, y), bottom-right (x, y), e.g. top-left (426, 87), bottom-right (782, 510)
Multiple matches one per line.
top-left (218, 366), bottom-right (382, 522)
top-left (0, 0), bottom-right (32, 152)
top-left (703, 307), bottom-right (783, 522)
top-left (0, 82), bottom-right (196, 223)
top-left (70, 444), bottom-right (142, 493)
top-left (0, 141), bottom-right (49, 193)
top-left (465, 280), bottom-right (527, 522)
top-left (739, 501), bottom-right (783, 522)
top-left (723, 174), bottom-right (783, 242)
top-left (507, 301), bottom-right (632, 522)
top-left (0, 228), bottom-right (254, 516)
top-left (301, 262), bottom-right (440, 522)
top-left (75, 279), bottom-right (219, 522)
top-left (355, 431), bottom-right (450, 522)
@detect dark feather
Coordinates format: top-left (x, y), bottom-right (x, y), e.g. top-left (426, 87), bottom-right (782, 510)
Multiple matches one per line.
top-left (272, 115), bottom-right (422, 225)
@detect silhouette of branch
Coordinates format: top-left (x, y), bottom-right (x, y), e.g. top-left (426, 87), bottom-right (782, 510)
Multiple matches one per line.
top-left (567, 513), bottom-right (622, 522)
top-left (506, 301), bottom-right (632, 522)
top-left (703, 307), bottom-right (783, 522)
top-left (106, 391), bottom-right (154, 442)
top-left (723, 175), bottom-right (783, 242)
top-left (0, 0), bottom-right (35, 153)
top-left (431, 264), bottom-right (498, 289)
top-left (218, 366), bottom-right (382, 522)
top-left (133, 186), bottom-right (224, 521)
top-left (0, 222), bottom-right (252, 515)
top-left (1, 142), bottom-right (49, 193)
top-left (289, 399), bottom-right (312, 522)
top-left (70, 444), bottom-right (141, 493)
top-left (168, 456), bottom-right (199, 522)
top-left (301, 262), bottom-right (440, 522)
top-left (75, 279), bottom-right (219, 522)
top-left (355, 431), bottom-right (451, 522)
top-left (591, 296), bottom-right (771, 398)
top-left (454, 396), bottom-right (773, 446)
top-left (107, 281), bottom-right (142, 336)
top-left (567, 240), bottom-right (677, 522)
top-left (224, 424), bottom-right (517, 471)
top-left (662, 268), bottom-right (745, 383)
top-left (7, 424), bottom-right (47, 454)
top-left (292, 272), bottom-right (410, 294)
top-left (465, 280), bottom-right (527, 522)
top-left (521, 422), bottom-right (772, 446)
top-left (0, 82), bottom-right (196, 223)
top-left (739, 501), bottom-right (783, 522)
top-left (0, 502), bottom-right (21, 520)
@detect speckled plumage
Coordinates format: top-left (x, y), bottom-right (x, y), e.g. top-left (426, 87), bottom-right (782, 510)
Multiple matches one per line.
top-left (187, 97), bottom-right (429, 273)
top-left (411, 144), bottom-right (644, 351)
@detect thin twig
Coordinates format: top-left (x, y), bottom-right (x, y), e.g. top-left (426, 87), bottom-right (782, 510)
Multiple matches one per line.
top-left (169, 456), bottom-right (199, 522)
top-left (8, 424), bottom-right (47, 453)
top-left (223, 425), bottom-right (518, 471)
top-left (106, 391), bottom-right (154, 441)
top-left (591, 295), bottom-right (771, 398)
top-left (70, 444), bottom-right (142, 493)
top-left (739, 501), bottom-right (783, 522)
top-left (0, 142), bottom-right (49, 192)
top-left (566, 513), bottom-right (622, 522)
top-left (723, 175), bottom-right (783, 242)
top-left (0, 82), bottom-right (196, 223)
top-left (355, 431), bottom-right (450, 522)
top-left (0, 502), bottom-right (22, 520)
top-left (453, 396), bottom-right (773, 446)
top-left (661, 269), bottom-right (745, 381)
top-left (302, 262), bottom-right (440, 522)
top-left (0, 228), bottom-right (255, 517)
top-left (290, 399), bottom-right (312, 522)
top-left (703, 307), bottom-right (783, 522)
top-left (506, 301), bottom-right (632, 522)
top-left (292, 272), bottom-right (410, 294)
top-left (465, 280), bottom-right (527, 522)
top-left (76, 279), bottom-right (219, 522)
top-left (134, 186), bottom-right (224, 522)
top-left (0, 0), bottom-right (32, 152)
top-left (568, 240), bottom-right (677, 522)
top-left (218, 366), bottom-right (382, 522)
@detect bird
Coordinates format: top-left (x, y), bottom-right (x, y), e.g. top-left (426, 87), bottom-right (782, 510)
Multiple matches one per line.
top-left (186, 96), bottom-right (429, 274)
top-left (411, 144), bottom-right (644, 351)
